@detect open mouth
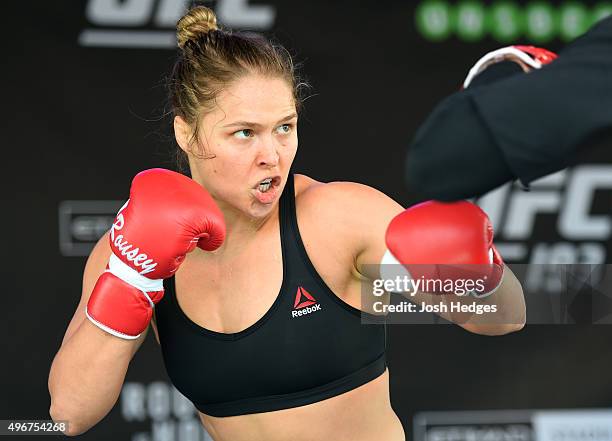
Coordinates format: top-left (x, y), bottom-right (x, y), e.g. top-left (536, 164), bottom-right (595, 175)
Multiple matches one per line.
top-left (252, 175), bottom-right (282, 204)
top-left (255, 176), bottom-right (281, 193)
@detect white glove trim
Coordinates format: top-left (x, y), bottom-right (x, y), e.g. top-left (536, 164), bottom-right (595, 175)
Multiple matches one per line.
top-left (85, 306), bottom-right (142, 340)
top-left (463, 46), bottom-right (543, 89)
top-left (379, 250), bottom-right (414, 293)
top-left (108, 253), bottom-right (163, 293)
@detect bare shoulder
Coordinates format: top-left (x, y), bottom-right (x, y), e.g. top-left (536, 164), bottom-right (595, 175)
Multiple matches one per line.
top-left (294, 174), bottom-right (403, 219)
top-left (293, 174), bottom-right (404, 265)
top-left (293, 173), bottom-right (320, 196)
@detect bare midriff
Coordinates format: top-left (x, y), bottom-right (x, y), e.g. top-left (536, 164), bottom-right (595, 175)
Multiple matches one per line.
top-left (199, 369), bottom-right (405, 441)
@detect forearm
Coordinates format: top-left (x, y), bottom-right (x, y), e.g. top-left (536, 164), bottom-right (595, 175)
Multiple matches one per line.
top-left (405, 92), bottom-right (515, 200)
top-left (48, 319), bottom-right (139, 436)
top-left (406, 266), bottom-right (525, 335)
top-left (471, 18), bottom-right (612, 186)
top-left (459, 265), bottom-right (525, 335)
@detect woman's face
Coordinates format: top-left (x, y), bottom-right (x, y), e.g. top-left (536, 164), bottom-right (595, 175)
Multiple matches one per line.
top-left (175, 74), bottom-right (298, 221)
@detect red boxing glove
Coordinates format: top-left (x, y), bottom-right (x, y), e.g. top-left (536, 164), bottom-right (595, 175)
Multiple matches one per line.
top-left (463, 45), bottom-right (558, 89)
top-left (86, 169), bottom-right (226, 339)
top-left (383, 201), bottom-right (504, 298)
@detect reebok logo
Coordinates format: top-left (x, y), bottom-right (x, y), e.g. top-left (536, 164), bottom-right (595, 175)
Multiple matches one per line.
top-left (291, 287), bottom-right (322, 318)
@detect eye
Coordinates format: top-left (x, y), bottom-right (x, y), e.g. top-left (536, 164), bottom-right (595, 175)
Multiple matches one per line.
top-left (275, 124), bottom-right (293, 135)
top-left (233, 129), bottom-right (254, 139)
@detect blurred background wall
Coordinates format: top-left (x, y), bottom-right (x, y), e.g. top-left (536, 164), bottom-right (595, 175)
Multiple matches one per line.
top-left (3, 1), bottom-right (612, 440)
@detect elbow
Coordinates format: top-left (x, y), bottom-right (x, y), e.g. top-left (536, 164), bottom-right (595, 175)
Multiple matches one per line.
top-left (49, 401), bottom-right (89, 437)
top-left (487, 322), bottom-right (525, 336)
top-left (462, 321), bottom-right (525, 336)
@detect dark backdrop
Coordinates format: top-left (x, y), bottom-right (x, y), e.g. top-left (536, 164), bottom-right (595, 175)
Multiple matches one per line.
top-left (3, 1), bottom-right (611, 440)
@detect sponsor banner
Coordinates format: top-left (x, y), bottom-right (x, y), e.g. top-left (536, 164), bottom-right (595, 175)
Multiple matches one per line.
top-left (532, 410), bottom-right (612, 441)
top-left (414, 409), bottom-right (612, 441)
top-left (79, 0), bottom-right (277, 49)
top-left (121, 381), bottom-right (213, 441)
top-left (416, 0), bottom-right (612, 43)
top-left (58, 200), bottom-right (124, 256)
top-left (414, 409), bottom-right (534, 441)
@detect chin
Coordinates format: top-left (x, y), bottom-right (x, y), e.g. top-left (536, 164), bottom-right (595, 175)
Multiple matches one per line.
top-left (247, 201), bottom-right (278, 219)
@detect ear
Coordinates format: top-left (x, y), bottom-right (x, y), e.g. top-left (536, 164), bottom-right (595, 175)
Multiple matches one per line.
top-left (174, 115), bottom-right (193, 153)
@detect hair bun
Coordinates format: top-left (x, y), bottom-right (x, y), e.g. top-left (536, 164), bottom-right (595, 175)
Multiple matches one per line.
top-left (176, 6), bottom-right (218, 49)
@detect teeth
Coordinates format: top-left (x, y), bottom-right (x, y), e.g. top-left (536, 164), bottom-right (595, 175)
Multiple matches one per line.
top-left (258, 178), bottom-right (273, 193)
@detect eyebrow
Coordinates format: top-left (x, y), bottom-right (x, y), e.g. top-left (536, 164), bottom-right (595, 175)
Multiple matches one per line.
top-left (222, 113), bottom-right (298, 129)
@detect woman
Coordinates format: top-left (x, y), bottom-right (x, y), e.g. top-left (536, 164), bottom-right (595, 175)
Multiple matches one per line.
top-left (48, 6), bottom-right (525, 441)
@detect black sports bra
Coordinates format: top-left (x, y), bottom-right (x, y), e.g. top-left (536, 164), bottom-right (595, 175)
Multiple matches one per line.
top-left (154, 175), bottom-right (386, 417)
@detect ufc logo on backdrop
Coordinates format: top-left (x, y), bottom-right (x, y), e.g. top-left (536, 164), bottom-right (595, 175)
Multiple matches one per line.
top-left (478, 165), bottom-right (612, 264)
top-left (79, 0), bottom-right (276, 48)
top-left (477, 165), bottom-right (612, 294)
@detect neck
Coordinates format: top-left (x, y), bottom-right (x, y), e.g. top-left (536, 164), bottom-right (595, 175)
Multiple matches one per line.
top-left (207, 199), bottom-right (279, 259)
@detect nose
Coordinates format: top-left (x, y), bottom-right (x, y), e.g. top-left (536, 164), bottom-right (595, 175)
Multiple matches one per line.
top-left (256, 136), bottom-right (280, 168)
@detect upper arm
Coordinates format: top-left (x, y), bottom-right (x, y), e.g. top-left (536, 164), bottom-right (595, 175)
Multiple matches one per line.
top-left (299, 180), bottom-right (404, 280)
top-left (298, 180), bottom-right (523, 335)
top-left (60, 233), bottom-right (151, 353)
top-left (347, 184), bottom-right (405, 280)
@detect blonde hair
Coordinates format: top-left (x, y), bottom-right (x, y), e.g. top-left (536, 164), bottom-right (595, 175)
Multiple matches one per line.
top-left (168, 6), bottom-right (306, 170)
